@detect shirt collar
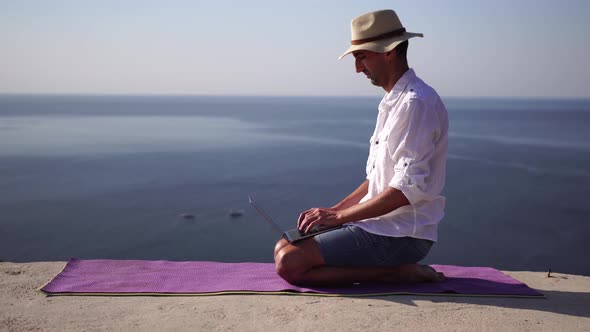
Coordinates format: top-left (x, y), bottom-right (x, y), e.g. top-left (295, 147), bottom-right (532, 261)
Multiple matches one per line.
top-left (378, 68), bottom-right (416, 111)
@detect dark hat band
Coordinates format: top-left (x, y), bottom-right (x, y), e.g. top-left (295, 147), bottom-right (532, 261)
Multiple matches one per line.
top-left (351, 27), bottom-right (406, 45)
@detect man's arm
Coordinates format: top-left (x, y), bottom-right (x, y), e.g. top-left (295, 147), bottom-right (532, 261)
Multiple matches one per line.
top-left (330, 180), bottom-right (369, 211)
top-left (297, 180), bottom-right (368, 230)
top-left (298, 186), bottom-right (410, 234)
top-left (335, 186), bottom-right (409, 224)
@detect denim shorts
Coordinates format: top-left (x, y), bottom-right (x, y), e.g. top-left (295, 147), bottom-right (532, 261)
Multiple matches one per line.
top-left (314, 225), bottom-right (433, 267)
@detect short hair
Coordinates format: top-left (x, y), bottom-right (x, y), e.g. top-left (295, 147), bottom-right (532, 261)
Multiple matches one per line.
top-left (394, 40), bottom-right (409, 59)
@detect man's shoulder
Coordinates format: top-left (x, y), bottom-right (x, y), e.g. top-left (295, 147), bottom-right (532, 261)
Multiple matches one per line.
top-left (400, 76), bottom-right (448, 123)
top-left (405, 76), bottom-right (440, 103)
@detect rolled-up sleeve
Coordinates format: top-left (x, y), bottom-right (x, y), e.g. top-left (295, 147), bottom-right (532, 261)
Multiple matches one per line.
top-left (388, 98), bottom-right (441, 205)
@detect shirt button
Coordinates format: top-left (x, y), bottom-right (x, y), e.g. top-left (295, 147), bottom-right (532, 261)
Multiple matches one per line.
top-left (404, 163), bottom-right (408, 167)
top-left (375, 140), bottom-right (379, 145)
top-left (372, 165), bottom-right (375, 169)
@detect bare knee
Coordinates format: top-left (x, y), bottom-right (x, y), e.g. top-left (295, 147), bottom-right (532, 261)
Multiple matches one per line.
top-left (273, 238), bottom-right (289, 258)
top-left (274, 248), bottom-right (306, 285)
top-left (274, 238), bottom-right (326, 285)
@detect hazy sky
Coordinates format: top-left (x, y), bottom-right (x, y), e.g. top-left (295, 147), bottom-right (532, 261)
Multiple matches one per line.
top-left (1, 0), bottom-right (589, 97)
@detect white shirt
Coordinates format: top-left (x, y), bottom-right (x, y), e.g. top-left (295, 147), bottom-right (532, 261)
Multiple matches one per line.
top-left (349, 69), bottom-right (449, 242)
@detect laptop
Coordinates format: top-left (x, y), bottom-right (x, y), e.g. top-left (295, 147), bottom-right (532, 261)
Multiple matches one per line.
top-left (248, 196), bottom-right (343, 243)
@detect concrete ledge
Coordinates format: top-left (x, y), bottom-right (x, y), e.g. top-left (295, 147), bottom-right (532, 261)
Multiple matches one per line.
top-left (1, 261), bottom-right (589, 331)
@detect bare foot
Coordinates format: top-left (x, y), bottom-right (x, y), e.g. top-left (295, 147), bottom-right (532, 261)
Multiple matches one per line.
top-left (418, 265), bottom-right (445, 282)
top-left (380, 264), bottom-right (445, 283)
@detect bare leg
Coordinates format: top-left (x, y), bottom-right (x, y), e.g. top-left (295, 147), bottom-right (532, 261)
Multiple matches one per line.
top-left (297, 264), bottom-right (444, 286)
top-left (274, 238), bottom-right (444, 286)
top-left (274, 238), bottom-right (290, 259)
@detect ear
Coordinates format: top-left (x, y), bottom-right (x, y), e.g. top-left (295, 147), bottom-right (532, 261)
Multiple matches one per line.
top-left (384, 51), bottom-right (395, 63)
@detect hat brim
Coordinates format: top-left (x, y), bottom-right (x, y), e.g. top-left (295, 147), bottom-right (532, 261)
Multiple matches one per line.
top-left (338, 32), bottom-right (424, 60)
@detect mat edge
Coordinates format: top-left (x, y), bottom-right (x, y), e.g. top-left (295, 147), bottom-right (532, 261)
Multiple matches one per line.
top-left (37, 259), bottom-right (71, 294)
top-left (39, 290), bottom-right (545, 299)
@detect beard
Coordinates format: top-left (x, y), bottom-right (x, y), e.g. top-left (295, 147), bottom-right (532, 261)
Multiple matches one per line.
top-left (364, 70), bottom-right (381, 87)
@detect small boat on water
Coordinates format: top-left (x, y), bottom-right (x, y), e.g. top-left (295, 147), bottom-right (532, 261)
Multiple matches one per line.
top-left (228, 209), bottom-right (244, 218)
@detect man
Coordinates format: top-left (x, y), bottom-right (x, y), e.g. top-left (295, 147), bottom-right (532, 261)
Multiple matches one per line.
top-left (274, 9), bottom-right (448, 286)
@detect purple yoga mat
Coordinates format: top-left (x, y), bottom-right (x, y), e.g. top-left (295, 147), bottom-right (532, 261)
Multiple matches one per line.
top-left (40, 258), bottom-right (543, 297)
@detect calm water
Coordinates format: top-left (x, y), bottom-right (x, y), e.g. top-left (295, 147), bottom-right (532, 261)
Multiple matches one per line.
top-left (1, 95), bottom-right (589, 276)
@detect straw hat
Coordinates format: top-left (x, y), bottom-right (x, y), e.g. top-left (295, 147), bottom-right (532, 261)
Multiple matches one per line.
top-left (339, 9), bottom-right (423, 60)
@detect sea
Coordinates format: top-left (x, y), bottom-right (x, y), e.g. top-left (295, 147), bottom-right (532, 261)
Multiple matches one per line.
top-left (1, 95), bottom-right (589, 276)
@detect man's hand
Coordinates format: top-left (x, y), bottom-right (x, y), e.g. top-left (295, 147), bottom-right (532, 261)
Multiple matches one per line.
top-left (297, 207), bottom-right (343, 234)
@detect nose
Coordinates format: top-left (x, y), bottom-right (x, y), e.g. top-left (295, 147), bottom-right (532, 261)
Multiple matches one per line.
top-left (355, 58), bottom-right (364, 73)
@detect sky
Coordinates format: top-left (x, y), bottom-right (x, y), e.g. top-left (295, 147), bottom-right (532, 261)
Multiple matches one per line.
top-left (0, 0), bottom-right (589, 98)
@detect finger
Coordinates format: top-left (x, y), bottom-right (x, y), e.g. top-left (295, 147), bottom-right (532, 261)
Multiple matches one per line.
top-left (299, 207), bottom-right (321, 228)
top-left (304, 217), bottom-right (321, 234)
top-left (298, 213), bottom-right (309, 230)
top-left (297, 213), bottom-right (305, 228)
top-left (299, 214), bottom-right (310, 231)
top-left (300, 214), bottom-right (319, 233)
top-left (297, 209), bottom-right (312, 228)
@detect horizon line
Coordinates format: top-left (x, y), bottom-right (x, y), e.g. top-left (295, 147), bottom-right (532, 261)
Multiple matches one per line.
top-left (1, 92), bottom-right (589, 100)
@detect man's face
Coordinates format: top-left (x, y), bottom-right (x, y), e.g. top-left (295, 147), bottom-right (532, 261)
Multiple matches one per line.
top-left (352, 50), bottom-right (387, 87)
